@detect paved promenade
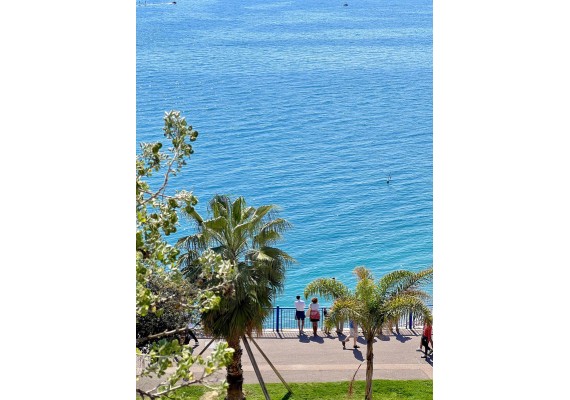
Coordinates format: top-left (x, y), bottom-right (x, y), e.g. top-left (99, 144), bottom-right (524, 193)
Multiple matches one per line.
top-left (137, 327), bottom-right (432, 393)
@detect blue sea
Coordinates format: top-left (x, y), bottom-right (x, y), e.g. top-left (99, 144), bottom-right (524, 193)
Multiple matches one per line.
top-left (137, 0), bottom-right (432, 306)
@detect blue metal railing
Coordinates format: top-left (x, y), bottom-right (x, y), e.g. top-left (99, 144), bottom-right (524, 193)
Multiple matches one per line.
top-left (264, 306), bottom-right (432, 332)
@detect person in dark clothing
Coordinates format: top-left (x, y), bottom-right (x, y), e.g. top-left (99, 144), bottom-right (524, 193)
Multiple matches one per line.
top-left (420, 319), bottom-right (433, 358)
top-left (184, 319), bottom-right (200, 346)
top-left (294, 295), bottom-right (306, 335)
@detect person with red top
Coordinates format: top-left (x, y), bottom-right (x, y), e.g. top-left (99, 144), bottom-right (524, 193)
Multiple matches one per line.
top-left (420, 319), bottom-right (433, 358)
top-left (308, 297), bottom-right (321, 336)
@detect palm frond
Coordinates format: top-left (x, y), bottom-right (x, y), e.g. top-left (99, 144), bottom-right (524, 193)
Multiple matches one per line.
top-left (250, 204), bottom-right (275, 224)
top-left (231, 196), bottom-right (246, 228)
top-left (260, 218), bottom-right (292, 235)
top-left (414, 266), bottom-right (433, 285)
top-left (399, 289), bottom-right (432, 302)
top-left (208, 195), bottom-right (229, 218)
top-left (383, 295), bottom-right (432, 322)
top-left (327, 297), bottom-right (362, 325)
top-left (377, 270), bottom-right (415, 296)
top-left (175, 232), bottom-right (207, 253)
top-left (253, 230), bottom-right (281, 247)
top-left (353, 266), bottom-right (373, 280)
top-left (241, 205), bottom-right (256, 220)
top-left (355, 277), bottom-right (377, 305)
top-left (304, 278), bottom-right (350, 301)
top-left (253, 218), bottom-right (292, 247)
top-left (255, 246), bottom-right (295, 265)
top-left (179, 205), bottom-right (204, 225)
top-left (202, 215), bottom-right (229, 233)
top-left (385, 267), bottom-right (433, 299)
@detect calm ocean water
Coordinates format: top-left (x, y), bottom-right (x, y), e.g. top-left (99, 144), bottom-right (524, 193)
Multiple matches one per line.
top-left (137, 0), bottom-right (432, 306)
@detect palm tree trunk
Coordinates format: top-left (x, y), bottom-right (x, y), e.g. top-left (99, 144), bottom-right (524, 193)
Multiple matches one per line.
top-left (225, 337), bottom-right (245, 400)
top-left (365, 338), bottom-right (374, 400)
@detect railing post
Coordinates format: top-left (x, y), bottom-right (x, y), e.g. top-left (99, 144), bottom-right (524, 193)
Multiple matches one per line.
top-left (408, 312), bottom-right (413, 329)
top-left (276, 306), bottom-right (280, 332)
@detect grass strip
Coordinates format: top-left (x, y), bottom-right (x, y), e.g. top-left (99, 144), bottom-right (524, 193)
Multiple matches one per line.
top-left (167, 380), bottom-right (432, 400)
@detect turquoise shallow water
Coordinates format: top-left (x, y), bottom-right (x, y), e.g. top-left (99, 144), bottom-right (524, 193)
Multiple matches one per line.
top-left (137, 0), bottom-right (432, 306)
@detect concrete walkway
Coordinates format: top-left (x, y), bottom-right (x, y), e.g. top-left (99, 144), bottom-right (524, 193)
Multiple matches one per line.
top-left (137, 328), bottom-right (432, 393)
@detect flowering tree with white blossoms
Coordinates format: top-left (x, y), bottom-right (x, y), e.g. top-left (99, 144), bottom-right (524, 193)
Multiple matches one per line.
top-left (136, 111), bottom-right (235, 398)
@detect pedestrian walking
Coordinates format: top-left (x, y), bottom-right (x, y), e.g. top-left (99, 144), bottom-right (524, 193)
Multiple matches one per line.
top-left (184, 318), bottom-right (200, 347)
top-left (341, 319), bottom-right (360, 349)
top-left (294, 295), bottom-right (306, 335)
top-left (419, 319), bottom-right (433, 358)
top-left (308, 297), bottom-right (321, 336)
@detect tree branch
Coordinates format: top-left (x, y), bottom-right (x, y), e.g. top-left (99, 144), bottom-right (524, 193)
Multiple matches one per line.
top-left (140, 146), bottom-right (179, 206)
top-left (138, 371), bottom-right (220, 398)
top-left (137, 327), bottom-right (189, 346)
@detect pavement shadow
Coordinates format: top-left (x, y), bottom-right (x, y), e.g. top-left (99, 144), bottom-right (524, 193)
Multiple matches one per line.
top-left (352, 348), bottom-right (364, 361)
top-left (395, 333), bottom-right (412, 343)
top-left (298, 334), bottom-right (311, 343)
top-left (356, 337), bottom-right (371, 345)
top-left (309, 335), bottom-right (325, 344)
top-left (377, 333), bottom-right (391, 342)
top-left (340, 340), bottom-right (365, 361)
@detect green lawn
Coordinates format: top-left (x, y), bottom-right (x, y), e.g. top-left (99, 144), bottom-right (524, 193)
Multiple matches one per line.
top-left (167, 380), bottom-right (433, 400)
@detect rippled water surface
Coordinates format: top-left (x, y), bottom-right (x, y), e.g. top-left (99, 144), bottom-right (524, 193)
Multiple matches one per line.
top-left (137, 0), bottom-right (432, 305)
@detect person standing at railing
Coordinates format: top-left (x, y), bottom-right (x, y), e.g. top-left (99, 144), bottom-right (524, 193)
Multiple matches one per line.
top-left (322, 308), bottom-right (331, 335)
top-left (294, 295), bottom-right (306, 335)
top-left (308, 297), bottom-right (321, 336)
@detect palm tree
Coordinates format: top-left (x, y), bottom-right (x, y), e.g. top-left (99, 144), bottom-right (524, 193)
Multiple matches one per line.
top-left (304, 266), bottom-right (433, 400)
top-left (303, 277), bottom-right (350, 332)
top-left (177, 195), bottom-right (294, 400)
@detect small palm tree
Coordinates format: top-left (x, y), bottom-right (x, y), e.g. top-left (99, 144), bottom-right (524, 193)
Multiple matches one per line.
top-left (177, 195), bottom-right (294, 400)
top-left (304, 266), bottom-right (433, 400)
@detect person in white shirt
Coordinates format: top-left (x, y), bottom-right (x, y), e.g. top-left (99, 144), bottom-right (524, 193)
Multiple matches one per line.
top-left (294, 295), bottom-right (306, 335)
